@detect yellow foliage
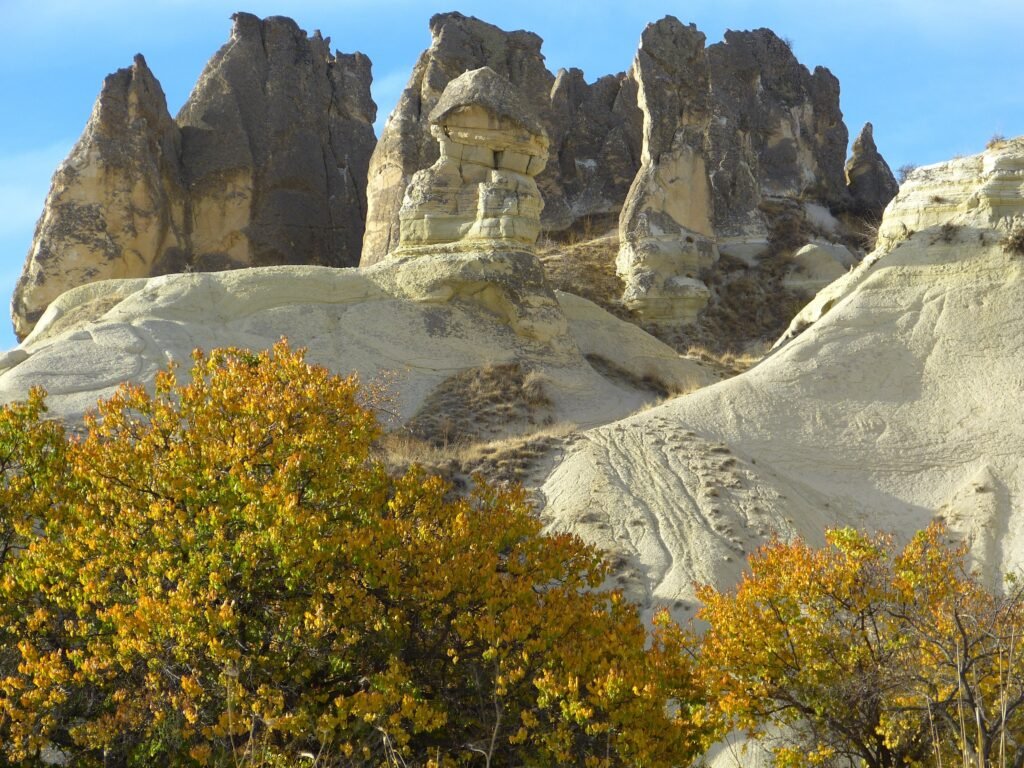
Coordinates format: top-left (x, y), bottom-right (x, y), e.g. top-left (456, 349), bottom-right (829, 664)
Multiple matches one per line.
top-left (0, 341), bottom-right (709, 767)
top-left (697, 525), bottom-right (1024, 768)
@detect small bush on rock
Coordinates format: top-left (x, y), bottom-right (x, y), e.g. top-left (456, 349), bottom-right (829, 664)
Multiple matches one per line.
top-left (1003, 223), bottom-right (1024, 256)
top-left (897, 163), bottom-right (918, 184)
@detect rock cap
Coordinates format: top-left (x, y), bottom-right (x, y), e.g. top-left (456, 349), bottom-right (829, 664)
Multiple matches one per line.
top-left (429, 67), bottom-right (546, 140)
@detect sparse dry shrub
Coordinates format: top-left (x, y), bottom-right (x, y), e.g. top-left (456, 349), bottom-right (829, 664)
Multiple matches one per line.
top-left (987, 132), bottom-right (1007, 149)
top-left (897, 163), bottom-right (918, 184)
top-left (934, 221), bottom-right (960, 244)
top-left (1003, 223), bottom-right (1024, 256)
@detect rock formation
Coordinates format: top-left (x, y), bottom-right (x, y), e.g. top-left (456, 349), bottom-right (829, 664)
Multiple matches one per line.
top-left (615, 18), bottom-right (718, 321)
top-left (706, 29), bottom-right (850, 236)
top-left (369, 67), bottom-right (569, 351)
top-left (177, 13), bottom-right (376, 270)
top-left (360, 12), bottom-right (643, 265)
top-left (12, 55), bottom-right (187, 341)
top-left (15, 10), bottom-right (897, 345)
top-left (12, 13), bottom-right (375, 339)
top-left (394, 67), bottom-right (549, 253)
top-left (845, 122), bottom-right (899, 220)
top-left (876, 138), bottom-right (1024, 248)
top-left (616, 18), bottom-right (856, 321)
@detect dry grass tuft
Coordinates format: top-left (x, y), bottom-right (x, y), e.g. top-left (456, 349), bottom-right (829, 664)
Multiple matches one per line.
top-left (682, 343), bottom-right (769, 377)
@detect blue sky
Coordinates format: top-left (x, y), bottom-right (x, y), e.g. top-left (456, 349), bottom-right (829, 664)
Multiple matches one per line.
top-left (1, 0), bottom-right (1022, 349)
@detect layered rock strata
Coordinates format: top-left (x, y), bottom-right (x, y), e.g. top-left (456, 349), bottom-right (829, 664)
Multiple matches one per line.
top-left (876, 137), bottom-right (1024, 249)
top-left (12, 13), bottom-right (375, 339)
top-left (360, 12), bottom-right (643, 264)
top-left (395, 68), bottom-right (549, 252)
top-left (375, 67), bottom-right (568, 349)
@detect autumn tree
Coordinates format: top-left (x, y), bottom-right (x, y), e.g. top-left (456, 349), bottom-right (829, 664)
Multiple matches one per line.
top-left (697, 525), bottom-right (1024, 768)
top-left (891, 528), bottom-right (1024, 768)
top-left (0, 341), bottom-right (711, 767)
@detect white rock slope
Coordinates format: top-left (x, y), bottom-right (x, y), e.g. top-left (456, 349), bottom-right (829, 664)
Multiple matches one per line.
top-left (542, 137), bottom-right (1024, 619)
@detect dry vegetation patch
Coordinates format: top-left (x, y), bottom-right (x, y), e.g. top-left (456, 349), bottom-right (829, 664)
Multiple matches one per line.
top-left (1003, 223), bottom-right (1024, 256)
top-left (378, 362), bottom-right (574, 489)
top-left (536, 225), bottom-right (631, 319)
top-left (379, 424), bottom-right (576, 490)
top-left (403, 362), bottom-right (554, 446)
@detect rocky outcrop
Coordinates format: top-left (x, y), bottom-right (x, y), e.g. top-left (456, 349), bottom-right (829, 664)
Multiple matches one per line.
top-left (548, 69), bottom-right (643, 229)
top-left (394, 68), bottom-right (549, 253)
top-left (12, 55), bottom-right (186, 340)
top-left (706, 29), bottom-right (850, 236)
top-left (371, 68), bottom-right (569, 351)
top-left (876, 136), bottom-right (1024, 249)
top-left (360, 12), bottom-right (643, 265)
top-left (177, 13), bottom-right (376, 270)
top-left (845, 122), bottom-right (899, 220)
top-left (12, 13), bottom-right (375, 340)
top-left (616, 18), bottom-right (718, 321)
top-left (616, 19), bottom-right (856, 322)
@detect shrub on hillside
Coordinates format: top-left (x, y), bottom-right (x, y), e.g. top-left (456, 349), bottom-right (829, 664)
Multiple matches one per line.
top-left (1003, 223), bottom-right (1024, 256)
top-left (0, 341), bottom-right (712, 767)
top-left (697, 524), bottom-right (1024, 768)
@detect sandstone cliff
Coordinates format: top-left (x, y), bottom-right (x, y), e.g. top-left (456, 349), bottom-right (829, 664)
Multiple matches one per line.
top-left (12, 13), bottom-right (375, 339)
top-left (361, 12), bottom-right (895, 340)
top-left (12, 55), bottom-right (186, 340)
top-left (616, 18), bottom-right (718, 321)
top-left (617, 19), bottom-right (858, 321)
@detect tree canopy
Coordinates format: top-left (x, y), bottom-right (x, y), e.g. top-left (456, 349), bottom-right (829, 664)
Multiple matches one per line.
top-left (697, 525), bottom-right (1024, 768)
top-left (0, 341), bottom-right (710, 767)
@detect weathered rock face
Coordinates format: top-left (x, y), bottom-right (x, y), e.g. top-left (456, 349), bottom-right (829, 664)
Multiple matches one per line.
top-left (875, 136), bottom-right (1024, 250)
top-left (706, 29), bottom-right (850, 234)
top-left (616, 18), bottom-right (718, 322)
top-left (395, 68), bottom-right (549, 253)
top-left (12, 55), bottom-right (186, 340)
top-left (845, 122), bottom-right (899, 220)
top-left (177, 13), bottom-right (376, 271)
top-left (12, 13), bottom-right (376, 340)
top-left (548, 69), bottom-right (643, 227)
top-left (360, 12), bottom-right (643, 265)
top-left (616, 19), bottom-right (857, 322)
